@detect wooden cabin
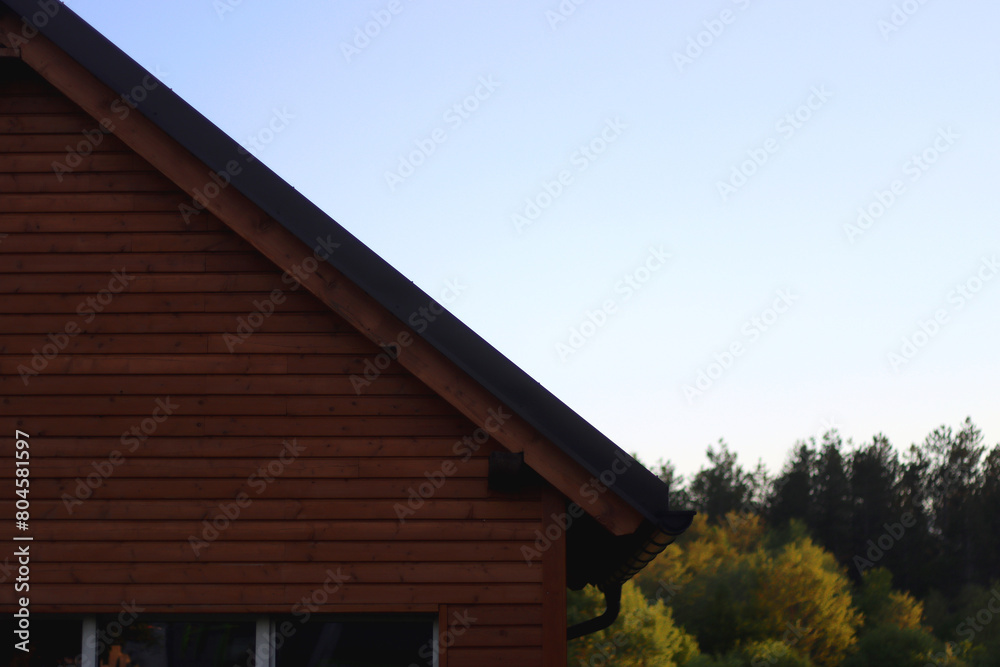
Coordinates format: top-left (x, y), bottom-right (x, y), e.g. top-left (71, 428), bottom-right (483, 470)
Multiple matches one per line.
top-left (0, 2), bottom-right (693, 665)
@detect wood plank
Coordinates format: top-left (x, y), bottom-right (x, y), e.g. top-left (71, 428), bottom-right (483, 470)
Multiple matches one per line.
top-left (1, 583), bottom-right (542, 606)
top-left (0, 192), bottom-right (186, 212)
top-left (204, 253), bottom-right (278, 272)
top-left (0, 334), bottom-right (217, 354)
top-left (459, 605), bottom-right (543, 626)
top-left (1, 252), bottom-right (208, 272)
top-left (0, 272), bottom-right (282, 293)
top-left (4, 499), bottom-right (539, 521)
top-left (0, 172), bottom-right (176, 193)
top-left (0, 132), bottom-right (129, 151)
top-left (0, 292), bottom-right (324, 314)
top-left (0, 95), bottom-right (84, 113)
top-left (21, 478), bottom-right (490, 500)
top-left (0, 113), bottom-right (96, 133)
top-left (130, 233), bottom-right (253, 253)
top-left (0, 152), bottom-right (151, 172)
top-left (458, 626), bottom-right (543, 647)
top-left (0, 395), bottom-right (454, 416)
top-left (24, 521), bottom-right (540, 542)
top-left (31, 562), bottom-right (541, 585)
top-left (17, 603), bottom-right (442, 614)
top-left (0, 354), bottom-right (387, 375)
top-left (0, 436), bottom-right (495, 459)
top-left (0, 78), bottom-right (57, 95)
top-left (444, 648), bottom-right (541, 667)
top-left (19, 541), bottom-right (532, 563)
top-left (356, 458), bottom-right (488, 478)
top-left (0, 233), bottom-right (132, 253)
top-left (0, 313), bottom-right (348, 334)
top-left (5, 415), bottom-right (475, 437)
top-left (0, 212), bottom-right (224, 232)
top-left (0, 232), bottom-right (250, 253)
top-left (0, 132), bottom-right (130, 151)
top-left (1, 251), bottom-right (279, 274)
top-left (0, 354), bottom-right (292, 374)
top-left (0, 374), bottom-right (422, 395)
top-left (30, 457), bottom-right (361, 479)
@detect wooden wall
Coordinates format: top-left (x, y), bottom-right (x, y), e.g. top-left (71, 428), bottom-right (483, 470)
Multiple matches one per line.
top-left (0, 55), bottom-right (562, 666)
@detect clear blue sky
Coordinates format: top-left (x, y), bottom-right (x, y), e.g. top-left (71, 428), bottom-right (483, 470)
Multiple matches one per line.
top-left (61, 0), bottom-right (999, 478)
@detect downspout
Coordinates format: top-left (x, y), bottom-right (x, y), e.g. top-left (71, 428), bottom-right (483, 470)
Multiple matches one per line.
top-left (566, 582), bottom-right (623, 640)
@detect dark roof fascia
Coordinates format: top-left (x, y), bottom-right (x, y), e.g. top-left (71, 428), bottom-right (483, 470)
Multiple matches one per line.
top-left (2, 0), bottom-right (683, 531)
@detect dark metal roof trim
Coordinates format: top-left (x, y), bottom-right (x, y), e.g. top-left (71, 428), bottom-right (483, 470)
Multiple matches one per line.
top-left (2, 0), bottom-right (685, 532)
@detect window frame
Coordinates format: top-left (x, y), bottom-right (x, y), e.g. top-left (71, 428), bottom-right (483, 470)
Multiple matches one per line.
top-left (74, 612), bottom-right (438, 667)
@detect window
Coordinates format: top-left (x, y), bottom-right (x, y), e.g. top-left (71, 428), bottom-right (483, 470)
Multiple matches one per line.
top-left (3, 615), bottom-right (435, 667)
top-left (95, 617), bottom-right (255, 667)
top-left (271, 616), bottom-right (434, 667)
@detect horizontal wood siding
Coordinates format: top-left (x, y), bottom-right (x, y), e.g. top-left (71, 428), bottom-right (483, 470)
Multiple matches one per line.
top-left (0, 57), bottom-right (551, 664)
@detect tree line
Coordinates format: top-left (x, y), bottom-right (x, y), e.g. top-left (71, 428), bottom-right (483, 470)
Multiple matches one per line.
top-left (567, 417), bottom-right (1000, 666)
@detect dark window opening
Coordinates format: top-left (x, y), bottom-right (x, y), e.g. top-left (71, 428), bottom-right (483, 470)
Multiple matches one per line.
top-left (2, 617), bottom-right (83, 667)
top-left (273, 616), bottom-right (433, 667)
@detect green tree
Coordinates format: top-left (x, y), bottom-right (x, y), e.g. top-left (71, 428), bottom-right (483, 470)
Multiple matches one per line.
top-left (688, 441), bottom-right (760, 522)
top-left (852, 568), bottom-right (924, 631)
top-left (847, 434), bottom-right (901, 580)
top-left (649, 513), bottom-right (860, 666)
top-left (568, 580), bottom-right (698, 667)
top-left (924, 418), bottom-right (986, 590)
top-left (811, 431), bottom-right (853, 564)
top-left (973, 445), bottom-right (1000, 589)
top-left (768, 442), bottom-right (815, 529)
top-left (840, 625), bottom-right (964, 667)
